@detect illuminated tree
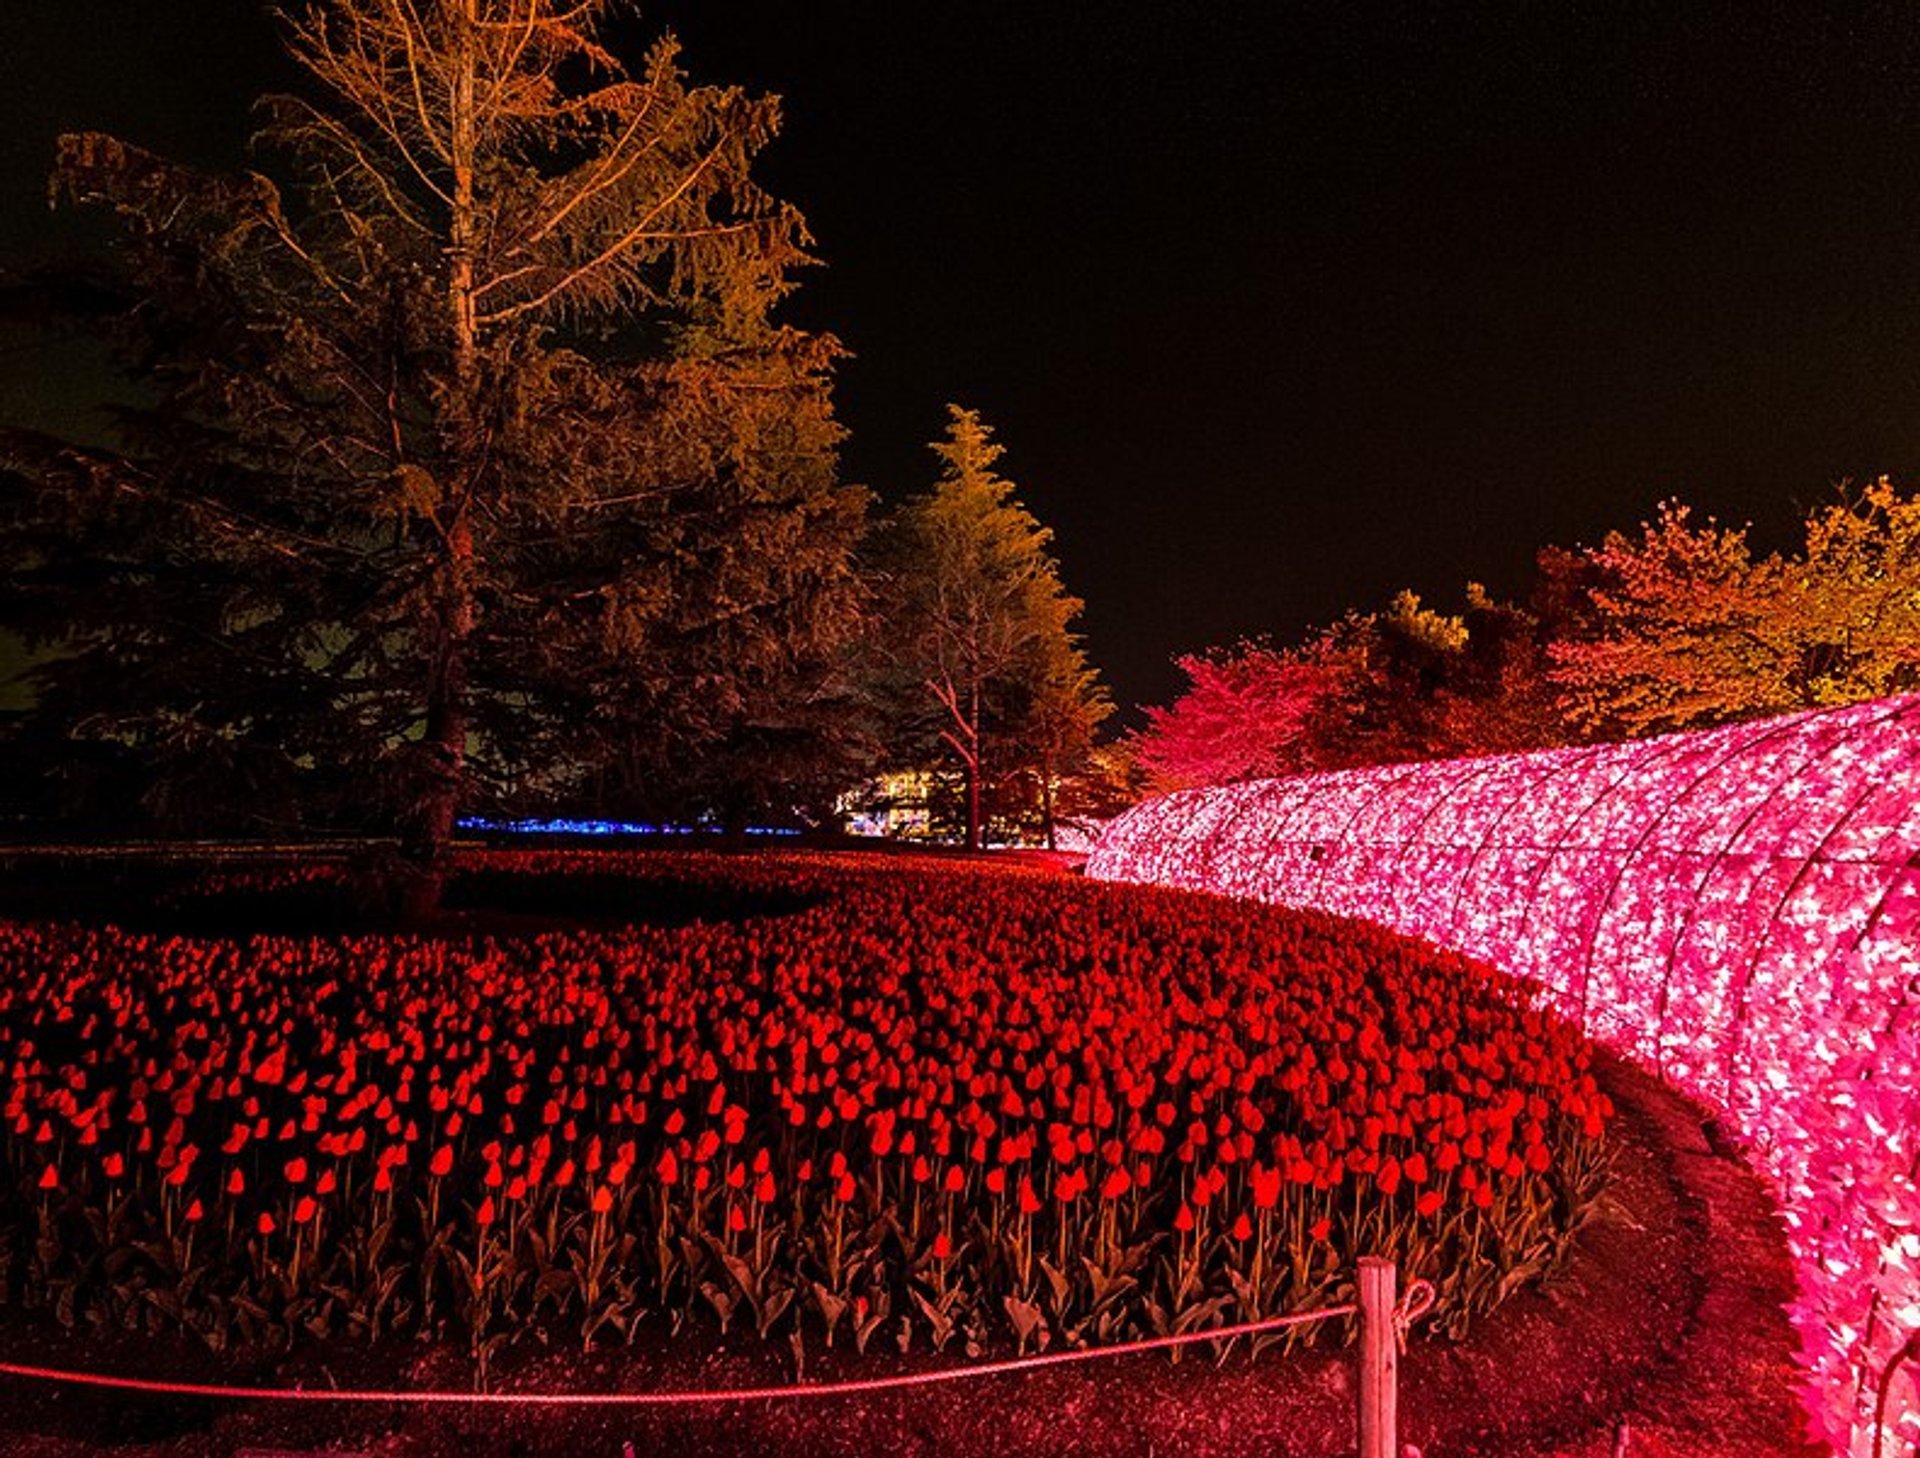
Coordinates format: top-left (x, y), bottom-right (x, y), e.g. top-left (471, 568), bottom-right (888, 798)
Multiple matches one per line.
top-left (1136, 588), bottom-right (1564, 790)
top-left (1374, 585), bottom-right (1565, 761)
top-left (1792, 478), bottom-right (1920, 697)
top-left (1550, 481), bottom-right (1920, 737)
top-left (1547, 503), bottom-right (1785, 737)
top-left (0, 1), bottom-right (864, 894)
top-left (1134, 640), bottom-right (1344, 790)
top-left (871, 406), bottom-right (1105, 849)
top-left (1325, 590), bottom-right (1470, 763)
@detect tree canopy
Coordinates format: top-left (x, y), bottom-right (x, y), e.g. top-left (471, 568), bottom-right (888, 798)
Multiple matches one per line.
top-left (1137, 480), bottom-right (1920, 791)
top-left (0, 0), bottom-right (866, 883)
top-left (1551, 480), bottom-right (1920, 737)
top-left (1135, 588), bottom-right (1561, 790)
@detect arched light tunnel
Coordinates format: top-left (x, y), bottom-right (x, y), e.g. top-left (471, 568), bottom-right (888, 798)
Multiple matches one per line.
top-left (1088, 695), bottom-right (1920, 1452)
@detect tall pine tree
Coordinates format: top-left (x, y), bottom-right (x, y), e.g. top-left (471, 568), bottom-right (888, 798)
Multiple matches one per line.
top-left (871, 406), bottom-right (1106, 850)
top-left (0, 1), bottom-right (865, 897)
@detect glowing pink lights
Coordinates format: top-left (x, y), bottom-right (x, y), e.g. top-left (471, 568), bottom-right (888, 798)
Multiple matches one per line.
top-left (1088, 695), bottom-right (1920, 1453)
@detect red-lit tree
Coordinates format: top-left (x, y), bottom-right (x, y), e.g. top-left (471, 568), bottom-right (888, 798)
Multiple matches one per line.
top-left (1135, 588), bottom-right (1567, 791)
top-left (1134, 640), bottom-right (1343, 789)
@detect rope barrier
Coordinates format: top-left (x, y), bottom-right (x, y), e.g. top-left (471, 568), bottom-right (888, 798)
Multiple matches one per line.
top-left (0, 1302), bottom-right (1359, 1407)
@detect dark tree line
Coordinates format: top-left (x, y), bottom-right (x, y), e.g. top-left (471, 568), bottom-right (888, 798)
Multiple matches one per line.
top-left (0, 0), bottom-right (1111, 887)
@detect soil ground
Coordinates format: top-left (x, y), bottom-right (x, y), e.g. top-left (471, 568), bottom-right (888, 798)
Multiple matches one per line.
top-left (0, 1051), bottom-right (1819, 1458)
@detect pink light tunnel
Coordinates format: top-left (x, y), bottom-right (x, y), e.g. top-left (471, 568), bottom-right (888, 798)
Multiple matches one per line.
top-left (1088, 695), bottom-right (1920, 1454)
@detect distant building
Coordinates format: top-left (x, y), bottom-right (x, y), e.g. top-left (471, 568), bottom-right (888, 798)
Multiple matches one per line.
top-left (838, 770), bottom-right (938, 841)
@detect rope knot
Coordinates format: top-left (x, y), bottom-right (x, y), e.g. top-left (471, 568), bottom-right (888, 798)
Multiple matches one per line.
top-left (1392, 1278), bottom-right (1436, 1353)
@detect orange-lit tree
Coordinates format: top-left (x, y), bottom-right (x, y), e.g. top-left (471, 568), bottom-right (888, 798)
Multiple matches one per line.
top-left (870, 407), bottom-right (1105, 849)
top-left (1550, 480), bottom-right (1920, 737)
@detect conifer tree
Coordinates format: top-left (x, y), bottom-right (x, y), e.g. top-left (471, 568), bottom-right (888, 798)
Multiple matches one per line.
top-left (872, 406), bottom-right (1106, 850)
top-left (0, 1), bottom-right (865, 898)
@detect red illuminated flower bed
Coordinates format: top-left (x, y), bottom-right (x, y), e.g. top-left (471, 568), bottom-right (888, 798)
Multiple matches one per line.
top-left (0, 851), bottom-right (1611, 1369)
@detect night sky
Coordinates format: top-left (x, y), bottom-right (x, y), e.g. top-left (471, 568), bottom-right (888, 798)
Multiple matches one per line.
top-left (7, 2), bottom-right (1920, 720)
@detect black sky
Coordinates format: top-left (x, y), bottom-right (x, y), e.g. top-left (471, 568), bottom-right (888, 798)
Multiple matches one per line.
top-left (6, 2), bottom-right (1920, 720)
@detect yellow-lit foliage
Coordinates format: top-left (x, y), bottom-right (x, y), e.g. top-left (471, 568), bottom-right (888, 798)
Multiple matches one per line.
top-left (1552, 480), bottom-right (1920, 737)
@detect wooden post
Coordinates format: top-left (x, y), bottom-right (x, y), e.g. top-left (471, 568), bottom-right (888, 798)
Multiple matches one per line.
top-left (1358, 1256), bottom-right (1397, 1458)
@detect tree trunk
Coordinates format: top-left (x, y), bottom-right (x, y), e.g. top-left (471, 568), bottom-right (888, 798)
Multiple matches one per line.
top-left (966, 680), bottom-right (982, 851)
top-left (930, 673), bottom-right (984, 851)
top-left (404, 2), bottom-right (481, 919)
top-left (1040, 760), bottom-right (1057, 851)
top-left (405, 514), bottom-right (473, 918)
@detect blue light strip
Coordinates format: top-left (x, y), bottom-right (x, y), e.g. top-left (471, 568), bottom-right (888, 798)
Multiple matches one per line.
top-left (457, 817), bottom-right (802, 838)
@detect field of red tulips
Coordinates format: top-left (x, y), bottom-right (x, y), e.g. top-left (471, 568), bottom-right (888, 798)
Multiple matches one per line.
top-left (0, 851), bottom-right (1612, 1375)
